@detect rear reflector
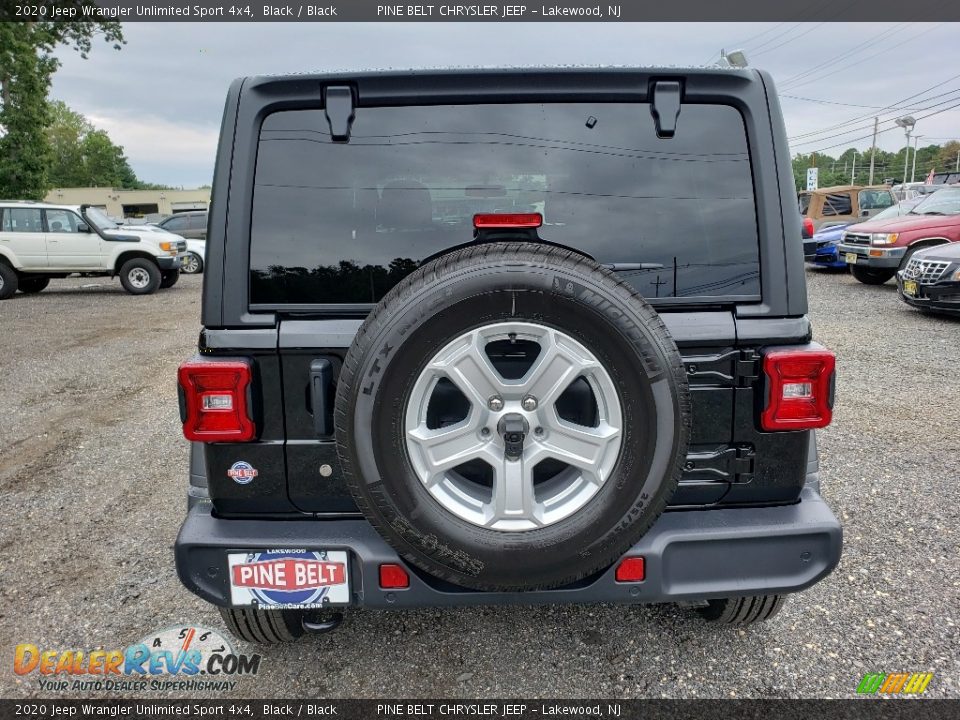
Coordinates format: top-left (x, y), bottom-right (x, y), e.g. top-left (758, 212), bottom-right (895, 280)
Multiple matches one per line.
top-left (615, 557), bottom-right (646, 582)
top-left (178, 359), bottom-right (256, 442)
top-left (379, 564), bottom-right (410, 589)
top-left (473, 212), bottom-right (543, 229)
top-left (761, 348), bottom-right (836, 431)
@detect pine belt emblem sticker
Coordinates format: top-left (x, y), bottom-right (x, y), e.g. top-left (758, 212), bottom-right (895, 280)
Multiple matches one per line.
top-left (228, 461), bottom-right (258, 485)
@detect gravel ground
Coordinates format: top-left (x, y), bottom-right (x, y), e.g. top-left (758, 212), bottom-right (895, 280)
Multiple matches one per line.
top-left (1, 270), bottom-right (958, 699)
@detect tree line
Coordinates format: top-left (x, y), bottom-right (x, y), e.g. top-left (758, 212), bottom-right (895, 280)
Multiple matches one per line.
top-left (792, 142), bottom-right (960, 190)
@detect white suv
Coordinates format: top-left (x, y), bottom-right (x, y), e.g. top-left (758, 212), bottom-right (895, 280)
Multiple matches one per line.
top-left (0, 201), bottom-right (187, 299)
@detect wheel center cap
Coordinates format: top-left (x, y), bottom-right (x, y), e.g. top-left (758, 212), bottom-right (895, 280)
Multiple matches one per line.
top-left (497, 413), bottom-right (529, 461)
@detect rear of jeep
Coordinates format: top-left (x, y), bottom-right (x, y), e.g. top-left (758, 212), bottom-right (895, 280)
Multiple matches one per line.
top-left (175, 68), bottom-right (842, 644)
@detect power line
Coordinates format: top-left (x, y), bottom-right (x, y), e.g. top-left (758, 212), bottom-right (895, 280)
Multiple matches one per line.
top-left (782, 23), bottom-right (945, 91)
top-left (777, 22), bottom-right (910, 86)
top-left (786, 71), bottom-right (960, 141)
top-left (795, 98), bottom-right (960, 154)
top-left (789, 88), bottom-right (960, 146)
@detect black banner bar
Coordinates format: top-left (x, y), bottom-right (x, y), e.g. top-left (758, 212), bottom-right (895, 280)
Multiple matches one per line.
top-left (2, 0), bottom-right (960, 22)
top-left (1, 700), bottom-right (959, 720)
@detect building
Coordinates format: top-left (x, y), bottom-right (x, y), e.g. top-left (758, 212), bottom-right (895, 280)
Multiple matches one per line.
top-left (43, 187), bottom-right (210, 220)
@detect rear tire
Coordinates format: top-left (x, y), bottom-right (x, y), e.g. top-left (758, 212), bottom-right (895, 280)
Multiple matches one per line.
top-left (118, 258), bottom-right (161, 295)
top-left (218, 607), bottom-right (305, 644)
top-left (18, 276), bottom-right (50, 294)
top-left (850, 266), bottom-right (895, 285)
top-left (0, 263), bottom-right (19, 299)
top-left (160, 269), bottom-right (180, 289)
top-left (696, 595), bottom-right (786, 625)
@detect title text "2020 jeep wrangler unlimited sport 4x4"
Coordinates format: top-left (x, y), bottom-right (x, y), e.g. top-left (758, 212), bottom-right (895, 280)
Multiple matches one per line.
top-left (175, 67), bottom-right (842, 644)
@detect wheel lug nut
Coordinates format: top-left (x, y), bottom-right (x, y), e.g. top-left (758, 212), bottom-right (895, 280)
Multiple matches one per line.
top-left (488, 396), bottom-right (504, 411)
top-left (481, 427), bottom-right (491, 437)
top-left (521, 395), bottom-right (538, 411)
top-left (534, 427), bottom-right (544, 436)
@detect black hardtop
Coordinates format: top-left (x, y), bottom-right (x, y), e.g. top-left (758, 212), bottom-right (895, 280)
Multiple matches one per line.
top-left (202, 65), bottom-right (806, 329)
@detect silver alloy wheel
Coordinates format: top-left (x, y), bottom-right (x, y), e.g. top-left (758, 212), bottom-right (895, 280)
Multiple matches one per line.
top-left (404, 322), bottom-right (623, 532)
top-left (0, 274), bottom-right (4, 291)
top-left (182, 253), bottom-right (201, 274)
top-left (128, 267), bottom-right (151, 289)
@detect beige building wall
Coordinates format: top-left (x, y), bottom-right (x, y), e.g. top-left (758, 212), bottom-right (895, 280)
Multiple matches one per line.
top-left (44, 187), bottom-right (210, 219)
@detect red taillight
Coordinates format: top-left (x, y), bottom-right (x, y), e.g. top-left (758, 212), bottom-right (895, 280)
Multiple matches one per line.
top-left (761, 348), bottom-right (836, 431)
top-left (802, 217), bottom-right (814, 237)
top-left (473, 212), bottom-right (543, 229)
top-left (615, 557), bottom-right (646, 583)
top-left (178, 359), bottom-right (256, 442)
top-left (379, 564), bottom-right (410, 589)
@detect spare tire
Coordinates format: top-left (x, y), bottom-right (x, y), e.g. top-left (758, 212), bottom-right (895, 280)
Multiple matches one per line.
top-left (335, 243), bottom-right (690, 591)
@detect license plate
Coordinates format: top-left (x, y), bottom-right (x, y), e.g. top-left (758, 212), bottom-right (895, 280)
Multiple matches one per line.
top-left (903, 279), bottom-right (918, 297)
top-left (844, 252), bottom-right (859, 264)
top-left (228, 550), bottom-right (350, 607)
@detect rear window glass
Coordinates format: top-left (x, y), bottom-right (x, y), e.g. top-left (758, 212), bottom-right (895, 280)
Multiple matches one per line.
top-left (250, 103), bottom-right (761, 305)
top-left (821, 193), bottom-right (853, 216)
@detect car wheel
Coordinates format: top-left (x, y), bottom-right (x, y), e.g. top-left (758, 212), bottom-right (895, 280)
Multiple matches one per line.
top-left (119, 258), bottom-right (161, 295)
top-left (18, 277), bottom-right (50, 294)
top-left (850, 266), bottom-right (895, 285)
top-left (696, 595), bottom-right (786, 625)
top-left (335, 242), bottom-right (691, 592)
top-left (0, 263), bottom-right (19, 299)
top-left (160, 269), bottom-right (180, 289)
top-left (181, 252), bottom-right (203, 274)
top-left (218, 607), bottom-right (305, 644)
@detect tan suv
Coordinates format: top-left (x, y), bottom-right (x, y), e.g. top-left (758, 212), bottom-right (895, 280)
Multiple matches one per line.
top-left (799, 185), bottom-right (896, 231)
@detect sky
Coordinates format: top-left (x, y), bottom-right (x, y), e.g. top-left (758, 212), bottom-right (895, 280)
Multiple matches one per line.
top-left (49, 22), bottom-right (960, 187)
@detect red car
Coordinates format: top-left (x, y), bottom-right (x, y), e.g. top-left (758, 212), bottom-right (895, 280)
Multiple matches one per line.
top-left (838, 186), bottom-right (960, 284)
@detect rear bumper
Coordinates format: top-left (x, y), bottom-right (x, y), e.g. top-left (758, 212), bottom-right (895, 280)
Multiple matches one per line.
top-left (175, 488), bottom-right (842, 609)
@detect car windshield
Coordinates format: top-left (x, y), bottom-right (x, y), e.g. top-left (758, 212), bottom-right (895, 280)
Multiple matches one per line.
top-left (84, 207), bottom-right (118, 230)
top-left (871, 200), bottom-right (919, 221)
top-left (908, 187), bottom-right (960, 216)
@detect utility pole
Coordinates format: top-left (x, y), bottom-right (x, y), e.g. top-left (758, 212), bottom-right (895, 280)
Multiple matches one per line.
top-left (851, 151), bottom-right (857, 185)
top-left (956, 150), bottom-right (959, 172)
top-left (868, 116), bottom-right (878, 184)
top-left (911, 135), bottom-right (920, 183)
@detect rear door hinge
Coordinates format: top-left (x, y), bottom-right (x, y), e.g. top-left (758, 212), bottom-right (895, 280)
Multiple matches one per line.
top-left (736, 349), bottom-right (761, 387)
top-left (683, 445), bottom-right (755, 484)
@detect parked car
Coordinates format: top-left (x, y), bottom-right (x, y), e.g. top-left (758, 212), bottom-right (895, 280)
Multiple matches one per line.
top-left (155, 210), bottom-right (207, 240)
top-left (804, 199), bottom-right (922, 269)
top-left (799, 185), bottom-right (896, 232)
top-left (839, 185), bottom-right (960, 284)
top-left (0, 201), bottom-right (186, 299)
top-left (891, 182), bottom-right (944, 201)
top-left (896, 242), bottom-right (960, 315)
top-left (931, 171), bottom-right (960, 185)
top-left (122, 223), bottom-right (205, 274)
top-left (174, 67), bottom-right (841, 644)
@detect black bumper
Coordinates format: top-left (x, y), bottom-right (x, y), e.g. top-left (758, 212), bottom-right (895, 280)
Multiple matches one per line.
top-left (175, 488), bottom-right (842, 609)
top-left (897, 276), bottom-right (960, 315)
top-left (158, 254), bottom-right (185, 270)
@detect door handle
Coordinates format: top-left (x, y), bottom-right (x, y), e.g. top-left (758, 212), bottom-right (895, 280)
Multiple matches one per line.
top-left (309, 359), bottom-right (333, 436)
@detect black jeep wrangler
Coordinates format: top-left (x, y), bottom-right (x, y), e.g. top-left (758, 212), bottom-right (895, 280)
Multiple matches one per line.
top-left (175, 67), bottom-right (842, 643)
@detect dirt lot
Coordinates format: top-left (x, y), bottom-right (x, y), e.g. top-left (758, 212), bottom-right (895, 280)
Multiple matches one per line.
top-left (1, 271), bottom-right (958, 699)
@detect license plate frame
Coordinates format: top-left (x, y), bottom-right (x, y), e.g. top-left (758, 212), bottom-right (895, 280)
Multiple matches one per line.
top-left (227, 550), bottom-right (351, 608)
top-left (903, 279), bottom-right (918, 297)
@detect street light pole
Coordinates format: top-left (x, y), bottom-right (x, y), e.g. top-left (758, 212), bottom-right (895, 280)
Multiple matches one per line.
top-left (911, 135), bottom-right (920, 183)
top-left (868, 116), bottom-right (878, 185)
top-left (895, 116), bottom-right (917, 186)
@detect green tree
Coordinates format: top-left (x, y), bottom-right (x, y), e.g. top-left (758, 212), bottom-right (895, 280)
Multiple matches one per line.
top-left (46, 101), bottom-right (140, 188)
top-left (0, 11), bottom-right (123, 198)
